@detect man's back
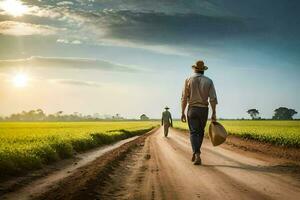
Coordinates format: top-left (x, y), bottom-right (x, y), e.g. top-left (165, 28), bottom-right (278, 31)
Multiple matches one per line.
top-left (182, 73), bottom-right (218, 108)
top-left (162, 110), bottom-right (172, 125)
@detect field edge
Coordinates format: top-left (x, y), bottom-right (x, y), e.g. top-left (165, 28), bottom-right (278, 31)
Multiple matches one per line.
top-left (173, 128), bottom-right (300, 164)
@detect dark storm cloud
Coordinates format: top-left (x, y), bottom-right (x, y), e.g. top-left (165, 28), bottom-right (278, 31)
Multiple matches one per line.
top-left (80, 0), bottom-right (229, 16)
top-left (8, 0), bottom-right (252, 46)
top-left (0, 56), bottom-right (139, 72)
top-left (22, 0), bottom-right (227, 16)
top-left (98, 11), bottom-right (261, 46)
top-left (38, 7), bottom-right (260, 49)
top-left (73, 0), bottom-right (300, 50)
top-left (1, 0), bottom-right (300, 57)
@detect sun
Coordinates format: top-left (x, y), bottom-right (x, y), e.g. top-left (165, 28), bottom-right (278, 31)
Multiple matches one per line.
top-left (13, 73), bottom-right (28, 87)
top-left (0, 0), bottom-right (28, 17)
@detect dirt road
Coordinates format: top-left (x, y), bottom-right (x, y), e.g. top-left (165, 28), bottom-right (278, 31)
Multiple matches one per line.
top-left (93, 127), bottom-right (300, 200)
top-left (2, 127), bottom-right (300, 200)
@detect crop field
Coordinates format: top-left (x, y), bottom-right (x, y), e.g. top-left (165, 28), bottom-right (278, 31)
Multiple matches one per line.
top-left (0, 121), bottom-right (158, 175)
top-left (174, 120), bottom-right (300, 148)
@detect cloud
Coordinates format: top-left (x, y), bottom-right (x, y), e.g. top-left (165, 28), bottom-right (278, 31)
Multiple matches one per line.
top-left (56, 9), bottom-right (262, 56)
top-left (56, 38), bottom-right (69, 43)
top-left (57, 1), bottom-right (74, 6)
top-left (28, 5), bottom-right (63, 19)
top-left (0, 21), bottom-right (62, 36)
top-left (71, 40), bottom-right (82, 44)
top-left (33, 7), bottom-right (254, 55)
top-left (0, 1), bottom-right (259, 55)
top-left (50, 79), bottom-right (101, 87)
top-left (73, 0), bottom-right (229, 16)
top-left (56, 39), bottom-right (82, 45)
top-left (97, 11), bottom-right (258, 46)
top-left (0, 56), bottom-right (139, 72)
top-left (97, 38), bottom-right (190, 56)
top-left (0, 0), bottom-right (292, 57)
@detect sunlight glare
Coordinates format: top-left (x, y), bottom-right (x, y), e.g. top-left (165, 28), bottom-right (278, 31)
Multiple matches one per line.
top-left (0, 0), bottom-right (28, 17)
top-left (13, 73), bottom-right (28, 87)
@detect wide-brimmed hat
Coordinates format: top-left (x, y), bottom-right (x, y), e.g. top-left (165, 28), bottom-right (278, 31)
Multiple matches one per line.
top-left (164, 106), bottom-right (170, 110)
top-left (192, 60), bottom-right (208, 71)
top-left (208, 121), bottom-right (227, 146)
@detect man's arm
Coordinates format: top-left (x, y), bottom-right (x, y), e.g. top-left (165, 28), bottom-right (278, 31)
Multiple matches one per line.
top-left (209, 81), bottom-right (218, 122)
top-left (210, 102), bottom-right (217, 122)
top-left (169, 113), bottom-right (173, 127)
top-left (161, 113), bottom-right (164, 126)
top-left (181, 102), bottom-right (187, 122)
top-left (181, 79), bottom-right (189, 122)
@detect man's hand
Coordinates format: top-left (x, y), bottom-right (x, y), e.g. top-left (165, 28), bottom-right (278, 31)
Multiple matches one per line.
top-left (181, 113), bottom-right (187, 123)
top-left (211, 112), bottom-right (217, 122)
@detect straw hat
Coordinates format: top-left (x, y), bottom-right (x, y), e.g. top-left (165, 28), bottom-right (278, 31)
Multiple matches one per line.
top-left (192, 60), bottom-right (208, 71)
top-left (208, 122), bottom-right (227, 146)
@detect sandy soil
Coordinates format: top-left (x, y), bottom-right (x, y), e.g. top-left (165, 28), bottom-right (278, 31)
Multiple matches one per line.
top-left (87, 127), bottom-right (300, 200)
top-left (2, 127), bottom-right (300, 200)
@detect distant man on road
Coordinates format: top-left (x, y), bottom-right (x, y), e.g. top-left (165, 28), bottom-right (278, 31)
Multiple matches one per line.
top-left (161, 106), bottom-right (173, 137)
top-left (181, 60), bottom-right (218, 165)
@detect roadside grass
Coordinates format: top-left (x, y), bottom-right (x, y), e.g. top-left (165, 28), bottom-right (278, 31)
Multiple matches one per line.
top-left (0, 122), bottom-right (158, 176)
top-left (174, 120), bottom-right (300, 148)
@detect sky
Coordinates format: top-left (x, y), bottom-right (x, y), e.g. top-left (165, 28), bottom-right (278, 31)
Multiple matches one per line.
top-left (0, 0), bottom-right (299, 119)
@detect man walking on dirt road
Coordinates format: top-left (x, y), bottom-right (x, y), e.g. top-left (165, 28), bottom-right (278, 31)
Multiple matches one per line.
top-left (181, 60), bottom-right (218, 165)
top-left (161, 106), bottom-right (173, 137)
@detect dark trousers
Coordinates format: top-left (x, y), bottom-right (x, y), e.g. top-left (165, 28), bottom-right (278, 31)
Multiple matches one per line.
top-left (164, 124), bottom-right (169, 137)
top-left (187, 106), bottom-right (209, 154)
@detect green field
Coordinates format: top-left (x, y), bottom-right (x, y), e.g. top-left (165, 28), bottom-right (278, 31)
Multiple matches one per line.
top-left (0, 121), bottom-right (158, 175)
top-left (174, 120), bottom-right (300, 148)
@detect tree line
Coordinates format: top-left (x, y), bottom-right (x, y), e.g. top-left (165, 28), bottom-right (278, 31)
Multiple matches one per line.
top-left (0, 107), bottom-right (298, 122)
top-left (247, 107), bottom-right (298, 120)
top-left (0, 109), bottom-right (127, 122)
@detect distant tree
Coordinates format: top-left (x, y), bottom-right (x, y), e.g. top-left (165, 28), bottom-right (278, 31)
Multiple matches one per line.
top-left (273, 107), bottom-right (297, 120)
top-left (140, 114), bottom-right (149, 121)
top-left (56, 111), bottom-right (63, 116)
top-left (47, 114), bottom-right (56, 121)
top-left (93, 113), bottom-right (101, 119)
top-left (247, 109), bottom-right (260, 120)
top-left (103, 114), bottom-right (112, 119)
top-left (112, 113), bottom-right (123, 120)
top-left (36, 109), bottom-right (46, 121)
top-left (55, 111), bottom-right (63, 120)
top-left (27, 110), bottom-right (37, 121)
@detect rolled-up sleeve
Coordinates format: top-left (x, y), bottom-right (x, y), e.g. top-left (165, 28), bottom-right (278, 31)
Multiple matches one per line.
top-left (181, 79), bottom-right (189, 106)
top-left (209, 81), bottom-right (218, 104)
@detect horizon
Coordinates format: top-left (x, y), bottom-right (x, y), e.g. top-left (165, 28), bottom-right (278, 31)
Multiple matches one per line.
top-left (0, 0), bottom-right (300, 119)
top-left (0, 108), bottom-right (299, 120)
